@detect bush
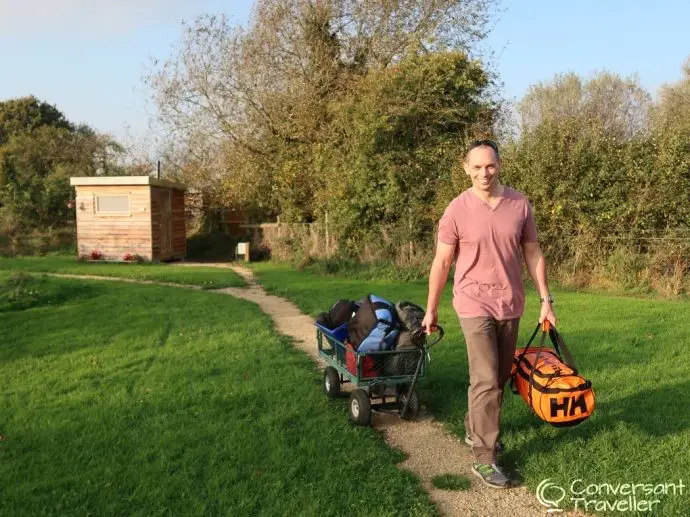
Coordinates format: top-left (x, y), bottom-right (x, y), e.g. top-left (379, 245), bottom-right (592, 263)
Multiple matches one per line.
top-left (294, 255), bottom-right (429, 283)
top-left (295, 254), bottom-right (315, 271)
top-left (0, 273), bottom-right (41, 311)
top-left (604, 247), bottom-right (651, 292)
top-left (0, 225), bottom-right (75, 257)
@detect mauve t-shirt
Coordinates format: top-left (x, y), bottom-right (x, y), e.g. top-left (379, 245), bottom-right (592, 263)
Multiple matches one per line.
top-left (438, 187), bottom-right (538, 320)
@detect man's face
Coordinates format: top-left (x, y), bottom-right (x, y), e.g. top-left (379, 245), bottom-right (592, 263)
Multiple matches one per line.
top-left (464, 145), bottom-right (501, 192)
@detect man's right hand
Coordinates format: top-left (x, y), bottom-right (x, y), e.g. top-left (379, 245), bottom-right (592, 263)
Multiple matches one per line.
top-left (422, 309), bottom-right (438, 335)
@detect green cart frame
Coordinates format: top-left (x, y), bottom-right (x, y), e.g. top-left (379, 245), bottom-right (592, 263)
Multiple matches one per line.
top-left (316, 321), bottom-right (443, 426)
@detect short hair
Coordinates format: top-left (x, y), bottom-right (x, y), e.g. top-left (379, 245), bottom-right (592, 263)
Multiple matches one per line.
top-left (465, 139), bottom-right (500, 161)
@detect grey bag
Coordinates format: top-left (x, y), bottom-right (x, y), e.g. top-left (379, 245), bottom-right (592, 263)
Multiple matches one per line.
top-left (394, 301), bottom-right (426, 349)
top-left (385, 301), bottom-right (427, 376)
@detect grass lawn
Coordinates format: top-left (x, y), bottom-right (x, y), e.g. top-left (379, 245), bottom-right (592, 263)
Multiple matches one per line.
top-left (249, 262), bottom-right (690, 516)
top-left (0, 272), bottom-right (436, 516)
top-left (0, 255), bottom-right (244, 289)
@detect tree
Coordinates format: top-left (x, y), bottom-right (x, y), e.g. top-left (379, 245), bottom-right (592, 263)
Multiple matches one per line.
top-left (502, 65), bottom-right (690, 283)
top-left (147, 0), bottom-right (499, 223)
top-left (645, 57), bottom-right (690, 229)
top-left (504, 72), bottom-right (653, 235)
top-left (0, 98), bottom-right (126, 232)
top-left (317, 50), bottom-right (494, 255)
top-left (516, 72), bottom-right (651, 140)
top-left (0, 96), bottom-right (73, 145)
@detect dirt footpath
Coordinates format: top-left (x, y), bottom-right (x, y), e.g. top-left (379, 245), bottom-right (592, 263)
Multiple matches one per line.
top-left (214, 265), bottom-right (585, 517)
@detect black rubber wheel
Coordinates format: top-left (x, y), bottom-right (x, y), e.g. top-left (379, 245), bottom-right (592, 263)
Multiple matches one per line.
top-left (323, 367), bottom-right (341, 399)
top-left (398, 389), bottom-right (420, 420)
top-left (349, 389), bottom-right (372, 426)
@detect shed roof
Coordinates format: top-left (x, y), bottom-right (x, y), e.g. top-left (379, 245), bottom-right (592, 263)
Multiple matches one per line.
top-left (70, 176), bottom-right (186, 190)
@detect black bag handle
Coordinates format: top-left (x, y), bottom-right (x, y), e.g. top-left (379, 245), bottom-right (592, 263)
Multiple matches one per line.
top-left (527, 330), bottom-right (549, 410)
top-left (423, 325), bottom-right (444, 348)
top-left (516, 321), bottom-right (579, 412)
top-left (551, 327), bottom-right (577, 372)
top-left (519, 321), bottom-right (578, 372)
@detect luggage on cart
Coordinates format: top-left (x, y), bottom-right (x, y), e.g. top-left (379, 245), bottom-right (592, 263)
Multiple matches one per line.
top-left (345, 344), bottom-right (380, 378)
top-left (315, 299), bottom-right (357, 330)
top-left (348, 294), bottom-right (399, 352)
top-left (315, 307), bottom-right (443, 426)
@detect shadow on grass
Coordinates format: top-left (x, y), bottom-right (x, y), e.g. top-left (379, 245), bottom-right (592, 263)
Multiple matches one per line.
top-left (186, 232), bottom-right (240, 262)
top-left (499, 379), bottom-right (690, 485)
top-left (0, 280), bottom-right (194, 365)
top-left (417, 323), bottom-right (690, 489)
top-left (0, 273), bottom-right (102, 313)
top-left (0, 311), bottom-right (171, 366)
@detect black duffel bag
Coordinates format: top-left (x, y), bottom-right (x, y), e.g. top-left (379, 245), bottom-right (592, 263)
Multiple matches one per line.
top-left (315, 299), bottom-right (357, 330)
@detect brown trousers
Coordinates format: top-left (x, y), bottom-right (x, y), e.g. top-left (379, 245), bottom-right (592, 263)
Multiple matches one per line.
top-left (459, 317), bottom-right (520, 464)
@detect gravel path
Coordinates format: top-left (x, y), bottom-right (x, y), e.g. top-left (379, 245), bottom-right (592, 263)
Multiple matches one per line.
top-left (213, 265), bottom-right (585, 517)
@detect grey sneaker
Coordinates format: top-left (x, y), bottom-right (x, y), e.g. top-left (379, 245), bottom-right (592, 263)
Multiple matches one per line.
top-left (471, 463), bottom-right (511, 488)
top-left (465, 436), bottom-right (505, 454)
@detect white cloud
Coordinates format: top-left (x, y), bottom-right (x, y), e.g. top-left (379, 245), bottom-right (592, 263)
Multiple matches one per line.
top-left (0, 0), bottom-right (197, 37)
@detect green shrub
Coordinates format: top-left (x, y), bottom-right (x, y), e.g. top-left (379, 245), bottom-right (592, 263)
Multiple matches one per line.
top-left (605, 246), bottom-right (651, 291)
top-left (0, 273), bottom-right (41, 311)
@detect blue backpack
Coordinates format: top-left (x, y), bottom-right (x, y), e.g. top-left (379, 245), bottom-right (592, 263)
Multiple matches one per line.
top-left (347, 295), bottom-right (399, 352)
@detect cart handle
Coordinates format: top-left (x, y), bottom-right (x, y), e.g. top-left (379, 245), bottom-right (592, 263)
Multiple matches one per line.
top-left (424, 325), bottom-right (444, 348)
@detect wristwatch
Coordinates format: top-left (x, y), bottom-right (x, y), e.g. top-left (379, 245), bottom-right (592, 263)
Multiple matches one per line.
top-left (540, 295), bottom-right (555, 304)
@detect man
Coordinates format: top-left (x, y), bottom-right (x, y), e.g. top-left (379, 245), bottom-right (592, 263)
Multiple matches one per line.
top-left (421, 139), bottom-right (556, 489)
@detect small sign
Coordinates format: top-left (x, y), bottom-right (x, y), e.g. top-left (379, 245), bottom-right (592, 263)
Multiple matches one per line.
top-left (236, 242), bottom-right (250, 262)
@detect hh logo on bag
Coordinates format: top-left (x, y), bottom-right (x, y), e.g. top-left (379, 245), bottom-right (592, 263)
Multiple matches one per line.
top-left (550, 394), bottom-right (589, 418)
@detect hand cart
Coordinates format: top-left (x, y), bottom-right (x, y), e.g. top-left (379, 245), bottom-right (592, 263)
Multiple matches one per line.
top-left (315, 321), bottom-right (443, 426)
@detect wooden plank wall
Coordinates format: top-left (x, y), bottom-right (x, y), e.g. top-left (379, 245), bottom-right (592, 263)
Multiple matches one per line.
top-left (171, 189), bottom-right (186, 258)
top-left (150, 187), bottom-right (186, 261)
top-left (74, 185), bottom-right (153, 260)
top-left (150, 187), bottom-right (163, 261)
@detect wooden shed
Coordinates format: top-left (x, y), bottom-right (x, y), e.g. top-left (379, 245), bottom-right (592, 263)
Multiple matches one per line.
top-left (69, 176), bottom-right (186, 262)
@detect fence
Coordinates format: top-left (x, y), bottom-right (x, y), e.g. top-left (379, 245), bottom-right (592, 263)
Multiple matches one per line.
top-left (240, 222), bottom-right (336, 261)
top-left (242, 221), bottom-right (689, 296)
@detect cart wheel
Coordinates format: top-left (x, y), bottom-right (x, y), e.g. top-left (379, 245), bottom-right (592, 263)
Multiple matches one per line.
top-left (323, 367), bottom-right (341, 399)
top-left (349, 389), bottom-right (371, 426)
top-left (398, 389), bottom-right (420, 420)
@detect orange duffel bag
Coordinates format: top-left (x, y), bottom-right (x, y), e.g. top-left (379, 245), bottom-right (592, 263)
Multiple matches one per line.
top-left (511, 321), bottom-right (595, 427)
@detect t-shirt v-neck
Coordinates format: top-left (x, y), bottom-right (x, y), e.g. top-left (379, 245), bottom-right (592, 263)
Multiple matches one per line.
top-left (468, 186), bottom-right (504, 211)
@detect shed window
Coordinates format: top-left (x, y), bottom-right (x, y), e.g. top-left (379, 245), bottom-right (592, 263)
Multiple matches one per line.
top-left (96, 195), bottom-right (130, 214)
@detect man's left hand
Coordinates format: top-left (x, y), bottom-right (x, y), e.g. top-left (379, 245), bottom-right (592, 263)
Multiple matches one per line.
top-left (539, 302), bottom-right (557, 328)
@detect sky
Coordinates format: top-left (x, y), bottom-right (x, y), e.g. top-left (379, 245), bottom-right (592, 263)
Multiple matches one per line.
top-left (1, 0), bottom-right (688, 151)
